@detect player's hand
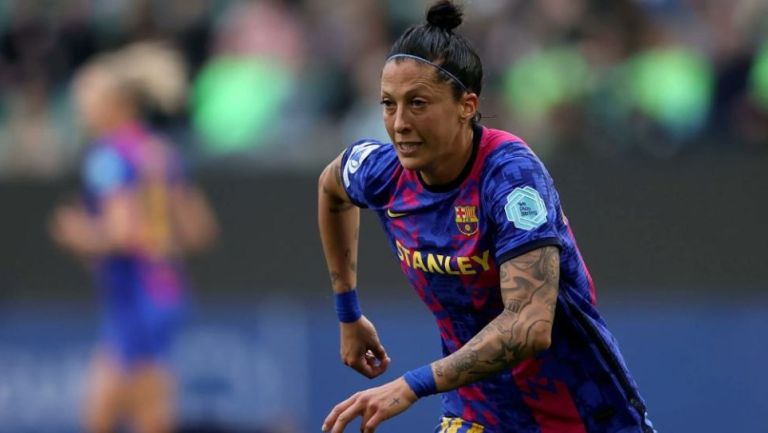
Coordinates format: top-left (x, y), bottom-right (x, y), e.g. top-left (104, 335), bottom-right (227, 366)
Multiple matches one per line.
top-left (340, 315), bottom-right (390, 378)
top-left (322, 377), bottom-right (417, 433)
top-left (49, 204), bottom-right (90, 253)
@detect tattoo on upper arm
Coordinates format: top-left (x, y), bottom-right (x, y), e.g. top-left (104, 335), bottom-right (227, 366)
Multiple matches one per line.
top-left (432, 246), bottom-right (560, 388)
top-left (322, 159), bottom-right (354, 213)
top-left (333, 159), bottom-right (343, 188)
top-left (328, 202), bottom-right (354, 213)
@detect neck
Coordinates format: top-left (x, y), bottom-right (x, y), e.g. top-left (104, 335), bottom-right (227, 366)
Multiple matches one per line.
top-left (420, 125), bottom-right (474, 186)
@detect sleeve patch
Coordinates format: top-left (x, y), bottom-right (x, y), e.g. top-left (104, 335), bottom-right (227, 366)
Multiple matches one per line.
top-left (504, 186), bottom-right (548, 231)
top-left (343, 141), bottom-right (381, 187)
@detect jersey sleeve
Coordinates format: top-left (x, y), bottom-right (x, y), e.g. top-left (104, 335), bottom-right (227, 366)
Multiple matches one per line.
top-left (83, 146), bottom-right (136, 198)
top-left (340, 139), bottom-right (397, 209)
top-left (482, 143), bottom-right (563, 264)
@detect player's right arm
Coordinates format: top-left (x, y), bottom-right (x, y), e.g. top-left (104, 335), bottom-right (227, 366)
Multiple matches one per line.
top-left (318, 154), bottom-right (359, 294)
top-left (50, 147), bottom-right (139, 258)
top-left (50, 191), bottom-right (136, 257)
top-left (318, 154), bottom-right (390, 379)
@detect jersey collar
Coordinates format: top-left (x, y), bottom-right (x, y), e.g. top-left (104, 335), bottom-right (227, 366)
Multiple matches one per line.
top-left (418, 123), bottom-right (482, 193)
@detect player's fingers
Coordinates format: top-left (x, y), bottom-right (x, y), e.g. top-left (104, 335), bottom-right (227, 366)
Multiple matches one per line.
top-left (373, 346), bottom-right (391, 373)
top-left (370, 343), bottom-right (389, 363)
top-left (360, 407), bottom-right (375, 433)
top-left (331, 398), bottom-right (365, 433)
top-left (371, 344), bottom-right (391, 369)
top-left (379, 355), bottom-right (390, 372)
top-left (360, 402), bottom-right (379, 433)
top-left (364, 354), bottom-right (387, 378)
top-left (347, 351), bottom-right (383, 378)
top-left (352, 358), bottom-right (378, 379)
top-left (322, 393), bottom-right (359, 432)
top-left (341, 353), bottom-right (363, 370)
top-left (361, 410), bottom-right (385, 433)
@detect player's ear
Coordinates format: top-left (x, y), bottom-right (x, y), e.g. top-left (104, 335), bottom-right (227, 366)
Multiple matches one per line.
top-left (459, 92), bottom-right (479, 124)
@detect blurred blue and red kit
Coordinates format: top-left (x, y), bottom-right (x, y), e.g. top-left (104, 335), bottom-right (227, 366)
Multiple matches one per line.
top-left (82, 122), bottom-right (186, 367)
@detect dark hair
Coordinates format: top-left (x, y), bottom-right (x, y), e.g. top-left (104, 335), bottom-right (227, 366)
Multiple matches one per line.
top-left (387, 0), bottom-right (483, 100)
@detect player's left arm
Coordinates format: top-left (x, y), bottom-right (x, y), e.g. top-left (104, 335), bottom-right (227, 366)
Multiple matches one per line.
top-left (322, 245), bottom-right (559, 433)
top-left (170, 184), bottom-right (220, 254)
top-left (430, 245), bottom-right (559, 388)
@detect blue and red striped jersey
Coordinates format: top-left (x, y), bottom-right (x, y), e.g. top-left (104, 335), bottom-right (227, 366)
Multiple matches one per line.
top-left (341, 125), bottom-right (655, 433)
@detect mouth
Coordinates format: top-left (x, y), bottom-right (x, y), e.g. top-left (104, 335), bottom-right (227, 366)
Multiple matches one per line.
top-left (396, 141), bottom-right (422, 155)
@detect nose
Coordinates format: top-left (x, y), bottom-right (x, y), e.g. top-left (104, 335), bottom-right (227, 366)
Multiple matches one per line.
top-left (393, 106), bottom-right (411, 135)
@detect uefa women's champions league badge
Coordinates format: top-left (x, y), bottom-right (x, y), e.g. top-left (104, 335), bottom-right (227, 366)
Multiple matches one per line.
top-left (343, 141), bottom-right (380, 187)
top-left (455, 205), bottom-right (479, 236)
top-left (505, 186), bottom-right (547, 230)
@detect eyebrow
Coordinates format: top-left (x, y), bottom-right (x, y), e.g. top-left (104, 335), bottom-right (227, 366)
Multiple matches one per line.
top-left (380, 82), bottom-right (435, 97)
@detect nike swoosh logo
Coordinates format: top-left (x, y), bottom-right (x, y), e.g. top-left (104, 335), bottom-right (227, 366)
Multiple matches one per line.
top-left (386, 209), bottom-right (408, 218)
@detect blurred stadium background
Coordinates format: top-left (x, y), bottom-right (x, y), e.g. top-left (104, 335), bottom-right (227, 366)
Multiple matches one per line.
top-left (1, 0), bottom-right (767, 432)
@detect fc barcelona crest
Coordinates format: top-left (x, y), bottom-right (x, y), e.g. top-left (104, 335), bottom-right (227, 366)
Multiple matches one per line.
top-left (455, 205), bottom-right (479, 236)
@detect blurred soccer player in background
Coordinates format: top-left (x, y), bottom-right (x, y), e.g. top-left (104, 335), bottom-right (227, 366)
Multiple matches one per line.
top-left (50, 42), bottom-right (218, 433)
top-left (318, 2), bottom-right (655, 433)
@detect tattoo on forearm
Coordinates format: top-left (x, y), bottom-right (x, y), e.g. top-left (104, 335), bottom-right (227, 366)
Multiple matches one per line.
top-left (329, 248), bottom-right (357, 291)
top-left (505, 299), bottom-right (523, 314)
top-left (388, 398), bottom-right (400, 407)
top-left (434, 364), bottom-right (445, 377)
top-left (329, 270), bottom-right (352, 292)
top-left (432, 246), bottom-right (559, 388)
top-left (451, 350), bottom-right (479, 373)
top-left (344, 248), bottom-right (357, 273)
top-left (322, 158), bottom-right (359, 293)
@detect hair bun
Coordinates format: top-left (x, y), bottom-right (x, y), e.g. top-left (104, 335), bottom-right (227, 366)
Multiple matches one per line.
top-left (426, 0), bottom-right (463, 32)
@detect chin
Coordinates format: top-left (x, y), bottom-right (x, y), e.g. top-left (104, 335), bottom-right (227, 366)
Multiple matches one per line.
top-left (395, 153), bottom-right (427, 171)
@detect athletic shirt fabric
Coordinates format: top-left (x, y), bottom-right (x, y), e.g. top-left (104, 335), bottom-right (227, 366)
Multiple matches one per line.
top-left (341, 125), bottom-right (655, 433)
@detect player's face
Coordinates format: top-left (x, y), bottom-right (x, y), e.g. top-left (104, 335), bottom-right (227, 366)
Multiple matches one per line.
top-left (381, 60), bottom-right (475, 181)
top-left (73, 67), bottom-right (125, 136)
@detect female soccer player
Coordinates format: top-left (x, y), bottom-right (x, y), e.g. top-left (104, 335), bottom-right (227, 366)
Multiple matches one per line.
top-left (50, 42), bottom-right (218, 433)
top-left (318, 2), bottom-right (655, 433)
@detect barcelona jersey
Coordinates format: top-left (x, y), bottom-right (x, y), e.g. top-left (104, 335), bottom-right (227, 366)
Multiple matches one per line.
top-left (341, 125), bottom-right (655, 433)
top-left (81, 122), bottom-right (185, 366)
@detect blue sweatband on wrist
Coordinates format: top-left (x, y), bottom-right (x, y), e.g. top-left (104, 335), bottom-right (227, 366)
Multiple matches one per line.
top-left (335, 289), bottom-right (362, 323)
top-left (403, 364), bottom-right (437, 398)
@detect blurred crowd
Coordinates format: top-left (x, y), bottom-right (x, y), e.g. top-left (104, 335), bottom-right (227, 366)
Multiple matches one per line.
top-left (1, 0), bottom-right (767, 179)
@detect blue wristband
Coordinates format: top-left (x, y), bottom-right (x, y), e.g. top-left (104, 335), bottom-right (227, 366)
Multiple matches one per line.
top-left (403, 364), bottom-right (437, 398)
top-left (335, 289), bottom-right (362, 323)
